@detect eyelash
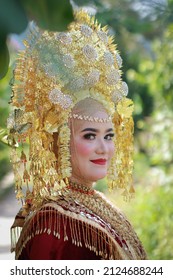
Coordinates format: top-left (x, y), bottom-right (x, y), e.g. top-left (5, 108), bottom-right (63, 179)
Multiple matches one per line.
top-left (83, 133), bottom-right (114, 140)
top-left (105, 133), bottom-right (114, 140)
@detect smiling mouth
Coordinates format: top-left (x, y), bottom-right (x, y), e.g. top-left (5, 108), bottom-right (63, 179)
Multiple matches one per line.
top-left (90, 159), bottom-right (107, 165)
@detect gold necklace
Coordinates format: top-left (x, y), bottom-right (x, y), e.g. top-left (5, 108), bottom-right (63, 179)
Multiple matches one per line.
top-left (67, 180), bottom-right (95, 195)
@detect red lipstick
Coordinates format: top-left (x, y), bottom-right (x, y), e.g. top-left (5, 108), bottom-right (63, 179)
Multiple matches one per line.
top-left (90, 159), bottom-right (107, 165)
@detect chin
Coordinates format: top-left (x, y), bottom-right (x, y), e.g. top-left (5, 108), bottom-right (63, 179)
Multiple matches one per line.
top-left (88, 172), bottom-right (107, 182)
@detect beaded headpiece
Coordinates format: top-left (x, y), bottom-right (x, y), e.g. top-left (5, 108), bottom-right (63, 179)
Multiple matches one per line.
top-left (7, 10), bottom-right (134, 209)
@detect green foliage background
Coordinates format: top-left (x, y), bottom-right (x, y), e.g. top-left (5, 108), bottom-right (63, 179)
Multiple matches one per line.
top-left (0, 0), bottom-right (173, 259)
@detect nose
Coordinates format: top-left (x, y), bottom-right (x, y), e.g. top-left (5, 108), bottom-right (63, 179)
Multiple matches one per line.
top-left (96, 138), bottom-right (108, 155)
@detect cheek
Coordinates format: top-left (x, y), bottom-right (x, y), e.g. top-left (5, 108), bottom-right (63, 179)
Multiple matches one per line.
top-left (75, 140), bottom-right (93, 157)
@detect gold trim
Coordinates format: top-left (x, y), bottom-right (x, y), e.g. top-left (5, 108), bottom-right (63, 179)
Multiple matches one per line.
top-left (69, 113), bottom-right (112, 123)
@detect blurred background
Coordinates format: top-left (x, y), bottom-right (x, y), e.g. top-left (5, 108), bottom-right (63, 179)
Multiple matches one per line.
top-left (0, 0), bottom-right (173, 260)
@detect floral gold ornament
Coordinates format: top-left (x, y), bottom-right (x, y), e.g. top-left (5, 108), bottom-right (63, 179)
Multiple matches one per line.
top-left (8, 10), bottom-right (134, 212)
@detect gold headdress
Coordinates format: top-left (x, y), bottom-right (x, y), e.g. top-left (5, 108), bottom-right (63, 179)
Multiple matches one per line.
top-left (7, 10), bottom-right (134, 210)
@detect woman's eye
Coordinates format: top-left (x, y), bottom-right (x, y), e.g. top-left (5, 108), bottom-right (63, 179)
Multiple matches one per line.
top-left (105, 133), bottom-right (114, 140)
top-left (83, 133), bottom-right (96, 140)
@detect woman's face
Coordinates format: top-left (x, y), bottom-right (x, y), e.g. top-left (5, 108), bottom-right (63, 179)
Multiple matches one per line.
top-left (70, 111), bottom-right (115, 186)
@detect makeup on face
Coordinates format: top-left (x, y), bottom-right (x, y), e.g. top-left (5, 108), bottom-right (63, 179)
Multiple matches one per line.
top-left (70, 113), bottom-right (115, 186)
top-left (90, 158), bottom-right (107, 165)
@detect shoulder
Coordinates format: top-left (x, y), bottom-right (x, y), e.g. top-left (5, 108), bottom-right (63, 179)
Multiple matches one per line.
top-left (95, 190), bottom-right (127, 219)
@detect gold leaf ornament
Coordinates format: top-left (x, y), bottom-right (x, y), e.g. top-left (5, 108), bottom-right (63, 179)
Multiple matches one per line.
top-left (117, 98), bottom-right (134, 118)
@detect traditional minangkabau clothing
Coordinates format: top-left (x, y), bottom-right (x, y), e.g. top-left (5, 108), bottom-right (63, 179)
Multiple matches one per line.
top-left (11, 187), bottom-right (147, 260)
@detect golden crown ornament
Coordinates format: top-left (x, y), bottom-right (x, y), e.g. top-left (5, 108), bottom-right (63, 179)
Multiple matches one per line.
top-left (7, 10), bottom-right (135, 211)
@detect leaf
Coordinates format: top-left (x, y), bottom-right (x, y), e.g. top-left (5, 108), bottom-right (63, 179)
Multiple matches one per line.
top-left (0, 127), bottom-right (9, 145)
top-left (0, 39), bottom-right (9, 79)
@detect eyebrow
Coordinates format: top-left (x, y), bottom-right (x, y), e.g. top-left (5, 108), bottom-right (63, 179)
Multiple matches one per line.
top-left (81, 128), bottom-right (113, 133)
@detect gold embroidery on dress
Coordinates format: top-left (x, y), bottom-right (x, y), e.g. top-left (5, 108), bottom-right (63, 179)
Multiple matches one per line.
top-left (13, 187), bottom-right (147, 260)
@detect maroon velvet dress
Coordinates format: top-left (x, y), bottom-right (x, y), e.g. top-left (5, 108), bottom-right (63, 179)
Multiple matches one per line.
top-left (18, 211), bottom-right (101, 260)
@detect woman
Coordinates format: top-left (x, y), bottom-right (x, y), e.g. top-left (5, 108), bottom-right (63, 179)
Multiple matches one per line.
top-left (8, 10), bottom-right (147, 260)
